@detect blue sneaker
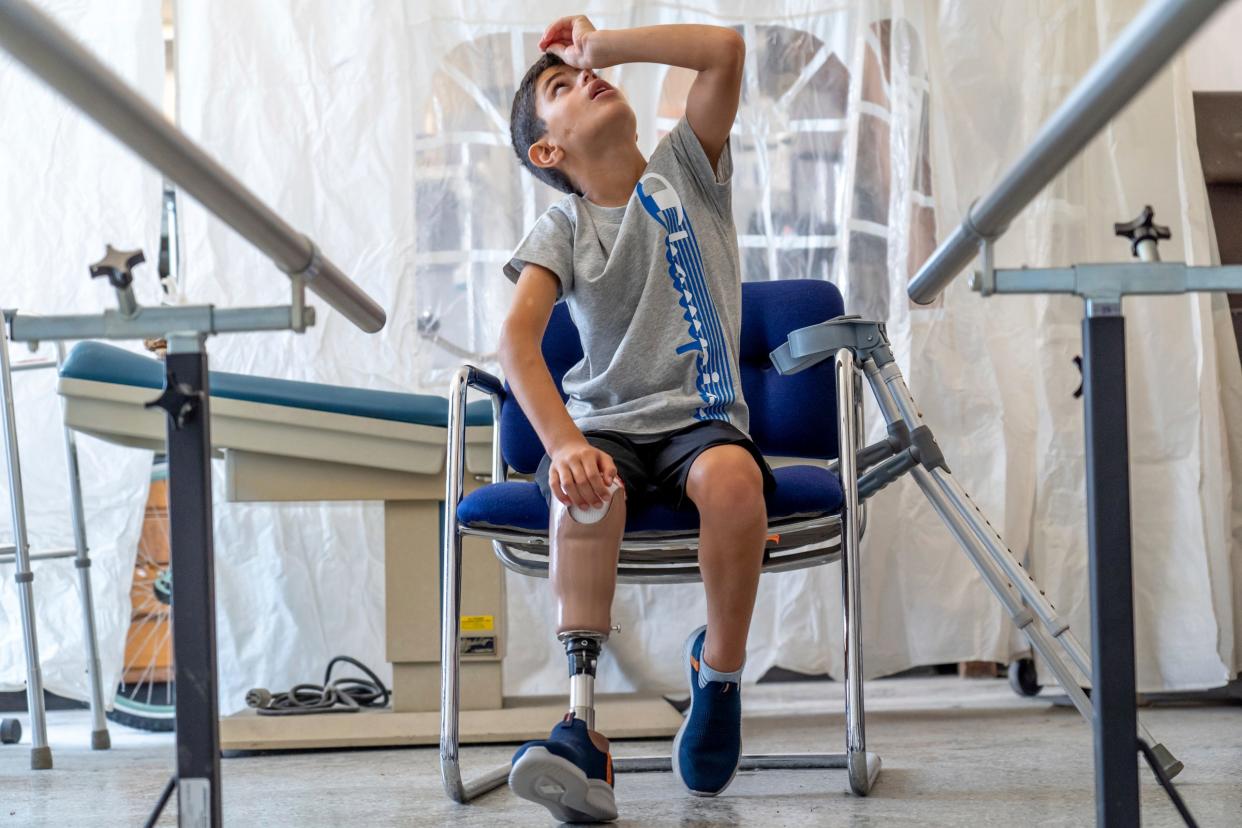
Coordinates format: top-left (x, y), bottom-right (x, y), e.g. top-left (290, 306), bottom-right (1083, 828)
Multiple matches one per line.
top-left (509, 713), bottom-right (618, 822)
top-left (672, 625), bottom-right (742, 796)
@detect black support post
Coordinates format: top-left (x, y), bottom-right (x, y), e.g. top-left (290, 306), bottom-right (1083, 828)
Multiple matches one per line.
top-left (154, 344), bottom-right (222, 827)
top-left (1081, 312), bottom-right (1140, 827)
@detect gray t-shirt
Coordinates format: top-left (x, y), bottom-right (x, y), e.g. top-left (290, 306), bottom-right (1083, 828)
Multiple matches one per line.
top-left (504, 117), bottom-right (749, 438)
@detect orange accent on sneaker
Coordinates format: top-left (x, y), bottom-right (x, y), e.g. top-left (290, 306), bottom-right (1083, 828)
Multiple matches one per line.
top-left (605, 753), bottom-right (614, 787)
top-left (690, 655), bottom-right (700, 671)
top-left (766, 534), bottom-right (781, 544)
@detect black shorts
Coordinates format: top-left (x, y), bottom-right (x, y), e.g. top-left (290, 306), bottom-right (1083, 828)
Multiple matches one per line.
top-left (535, 420), bottom-right (777, 512)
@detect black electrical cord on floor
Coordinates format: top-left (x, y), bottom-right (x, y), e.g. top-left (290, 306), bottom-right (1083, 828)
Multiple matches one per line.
top-left (1138, 738), bottom-right (1198, 828)
top-left (142, 775), bottom-right (176, 828)
top-left (139, 658), bottom-right (386, 825)
top-left (245, 655), bottom-right (389, 716)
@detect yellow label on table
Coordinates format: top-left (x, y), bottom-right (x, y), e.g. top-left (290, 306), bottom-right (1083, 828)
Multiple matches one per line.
top-left (460, 615), bottom-right (494, 632)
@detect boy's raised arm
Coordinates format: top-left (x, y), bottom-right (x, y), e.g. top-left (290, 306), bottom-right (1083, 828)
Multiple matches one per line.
top-left (541, 16), bottom-right (745, 169)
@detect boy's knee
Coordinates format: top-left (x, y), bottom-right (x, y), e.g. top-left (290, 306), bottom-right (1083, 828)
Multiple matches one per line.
top-left (688, 448), bottom-right (765, 517)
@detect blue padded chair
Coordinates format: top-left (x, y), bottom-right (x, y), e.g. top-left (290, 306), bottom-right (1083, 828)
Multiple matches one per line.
top-left (440, 279), bottom-right (879, 803)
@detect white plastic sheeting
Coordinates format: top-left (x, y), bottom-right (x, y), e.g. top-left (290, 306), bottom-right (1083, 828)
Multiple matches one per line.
top-left (165, 0), bottom-right (1242, 711)
top-left (0, 1), bottom-right (164, 703)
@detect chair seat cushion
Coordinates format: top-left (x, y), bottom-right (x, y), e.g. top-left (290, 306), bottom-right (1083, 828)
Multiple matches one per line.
top-left (458, 464), bottom-right (842, 534)
top-left (60, 341), bottom-right (492, 427)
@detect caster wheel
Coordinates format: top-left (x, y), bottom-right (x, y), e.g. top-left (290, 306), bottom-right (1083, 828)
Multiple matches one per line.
top-left (1, 718), bottom-right (21, 745)
top-left (1008, 658), bottom-right (1042, 697)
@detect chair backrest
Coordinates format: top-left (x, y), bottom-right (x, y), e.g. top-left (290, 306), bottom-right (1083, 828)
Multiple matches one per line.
top-left (499, 279), bottom-right (844, 474)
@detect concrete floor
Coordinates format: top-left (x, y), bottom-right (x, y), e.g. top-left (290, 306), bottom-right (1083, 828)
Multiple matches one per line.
top-left (2, 676), bottom-right (1239, 827)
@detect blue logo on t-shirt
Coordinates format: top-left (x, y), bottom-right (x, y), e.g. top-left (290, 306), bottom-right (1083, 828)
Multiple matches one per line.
top-left (636, 173), bottom-right (736, 423)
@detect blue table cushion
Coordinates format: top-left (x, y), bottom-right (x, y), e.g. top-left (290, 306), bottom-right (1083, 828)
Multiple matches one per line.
top-left (60, 341), bottom-right (493, 428)
top-left (458, 464), bottom-right (843, 533)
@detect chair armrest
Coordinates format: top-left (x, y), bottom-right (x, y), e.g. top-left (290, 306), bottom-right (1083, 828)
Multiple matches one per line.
top-left (469, 366), bottom-right (507, 484)
top-left (447, 365), bottom-right (507, 493)
top-left (465, 366), bottom-right (505, 401)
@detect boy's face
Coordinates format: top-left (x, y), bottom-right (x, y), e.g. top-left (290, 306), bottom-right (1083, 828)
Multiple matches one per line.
top-left (528, 63), bottom-right (635, 179)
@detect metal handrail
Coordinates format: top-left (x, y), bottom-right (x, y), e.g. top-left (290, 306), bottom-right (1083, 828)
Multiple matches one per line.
top-left (907, 0), bottom-right (1227, 304)
top-left (0, 0), bottom-right (385, 333)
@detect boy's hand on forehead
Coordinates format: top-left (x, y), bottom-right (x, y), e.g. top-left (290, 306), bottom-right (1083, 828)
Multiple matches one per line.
top-left (540, 15), bottom-right (598, 69)
top-left (534, 21), bottom-right (742, 167)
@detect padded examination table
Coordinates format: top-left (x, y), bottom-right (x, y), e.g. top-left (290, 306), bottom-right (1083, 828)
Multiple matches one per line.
top-left (59, 341), bottom-right (495, 475)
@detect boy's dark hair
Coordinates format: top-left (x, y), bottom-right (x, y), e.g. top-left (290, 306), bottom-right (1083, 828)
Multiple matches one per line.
top-left (510, 53), bottom-right (579, 195)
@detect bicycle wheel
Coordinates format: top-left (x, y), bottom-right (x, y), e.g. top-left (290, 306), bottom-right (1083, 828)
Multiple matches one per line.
top-left (108, 465), bottom-right (175, 732)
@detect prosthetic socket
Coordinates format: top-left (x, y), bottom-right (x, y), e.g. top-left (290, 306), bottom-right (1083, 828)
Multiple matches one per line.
top-left (550, 484), bottom-right (625, 729)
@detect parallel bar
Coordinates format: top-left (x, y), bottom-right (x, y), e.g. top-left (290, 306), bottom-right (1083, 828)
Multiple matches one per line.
top-left (989, 263), bottom-right (1242, 297)
top-left (988, 268), bottom-right (1080, 295)
top-left (1184, 265), bottom-right (1242, 291)
top-left (1082, 314), bottom-right (1141, 826)
top-left (0, 0), bottom-right (385, 333)
top-left (7, 305), bottom-right (300, 344)
top-left (908, 0), bottom-right (1226, 304)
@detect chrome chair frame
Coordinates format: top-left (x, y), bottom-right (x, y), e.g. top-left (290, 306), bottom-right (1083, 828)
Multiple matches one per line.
top-left (439, 347), bottom-right (880, 804)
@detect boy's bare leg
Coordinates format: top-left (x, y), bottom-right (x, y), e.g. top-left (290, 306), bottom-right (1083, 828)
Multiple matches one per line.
top-left (685, 445), bottom-right (767, 672)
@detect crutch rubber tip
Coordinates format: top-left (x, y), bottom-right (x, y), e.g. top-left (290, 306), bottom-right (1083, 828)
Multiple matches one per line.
top-left (1150, 742), bottom-right (1184, 780)
top-left (91, 729), bottom-right (111, 750)
top-left (30, 745), bottom-right (52, 770)
top-left (0, 718), bottom-right (20, 744)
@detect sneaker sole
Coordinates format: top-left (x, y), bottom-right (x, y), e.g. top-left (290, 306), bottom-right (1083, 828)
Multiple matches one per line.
top-left (671, 625), bottom-right (740, 797)
top-left (509, 746), bottom-right (618, 823)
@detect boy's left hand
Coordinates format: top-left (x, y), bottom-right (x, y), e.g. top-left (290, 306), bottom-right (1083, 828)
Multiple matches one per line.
top-left (540, 15), bottom-right (599, 68)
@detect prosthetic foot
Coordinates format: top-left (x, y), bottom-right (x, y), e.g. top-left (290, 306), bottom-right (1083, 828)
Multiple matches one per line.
top-left (510, 633), bottom-right (617, 821)
top-left (509, 635), bottom-right (616, 824)
top-left (509, 708), bottom-right (617, 822)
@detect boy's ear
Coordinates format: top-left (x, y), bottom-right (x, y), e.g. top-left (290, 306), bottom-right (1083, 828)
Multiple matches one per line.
top-left (528, 138), bottom-right (564, 171)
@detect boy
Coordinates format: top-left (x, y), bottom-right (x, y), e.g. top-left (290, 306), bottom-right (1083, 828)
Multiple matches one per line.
top-left (501, 15), bottom-right (774, 822)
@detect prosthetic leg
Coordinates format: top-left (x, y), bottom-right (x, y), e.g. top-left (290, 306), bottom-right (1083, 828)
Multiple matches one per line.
top-left (549, 487), bottom-right (626, 729)
top-left (504, 490), bottom-right (627, 822)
